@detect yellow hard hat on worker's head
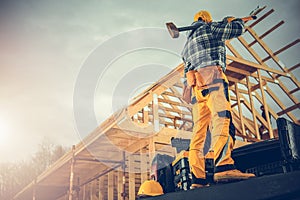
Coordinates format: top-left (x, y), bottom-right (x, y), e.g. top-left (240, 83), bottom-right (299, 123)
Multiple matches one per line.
top-left (194, 10), bottom-right (212, 23)
top-left (137, 180), bottom-right (164, 197)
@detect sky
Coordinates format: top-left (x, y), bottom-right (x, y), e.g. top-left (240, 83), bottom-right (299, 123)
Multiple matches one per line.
top-left (0, 0), bottom-right (299, 162)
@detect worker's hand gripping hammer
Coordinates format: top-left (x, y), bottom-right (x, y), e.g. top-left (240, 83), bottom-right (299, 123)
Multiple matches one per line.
top-left (166, 15), bottom-right (257, 39)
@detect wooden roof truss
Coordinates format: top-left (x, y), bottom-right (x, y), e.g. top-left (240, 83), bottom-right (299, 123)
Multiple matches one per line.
top-left (13, 6), bottom-right (299, 200)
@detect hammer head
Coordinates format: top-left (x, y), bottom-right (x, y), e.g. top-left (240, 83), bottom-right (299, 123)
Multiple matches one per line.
top-left (166, 22), bottom-right (179, 38)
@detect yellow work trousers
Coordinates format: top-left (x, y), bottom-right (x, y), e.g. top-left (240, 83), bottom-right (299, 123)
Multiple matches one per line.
top-left (188, 66), bottom-right (235, 180)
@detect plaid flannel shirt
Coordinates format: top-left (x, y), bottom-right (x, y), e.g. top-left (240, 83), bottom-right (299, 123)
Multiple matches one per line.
top-left (181, 18), bottom-right (245, 79)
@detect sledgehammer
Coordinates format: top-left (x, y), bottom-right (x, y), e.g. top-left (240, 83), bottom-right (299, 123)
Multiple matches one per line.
top-left (166, 15), bottom-right (257, 39)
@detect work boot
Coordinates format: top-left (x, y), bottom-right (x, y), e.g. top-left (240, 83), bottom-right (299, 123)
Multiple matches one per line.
top-left (214, 169), bottom-right (255, 182)
top-left (190, 183), bottom-right (209, 189)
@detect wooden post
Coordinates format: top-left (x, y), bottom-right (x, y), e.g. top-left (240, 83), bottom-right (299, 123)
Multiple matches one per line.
top-left (128, 155), bottom-right (136, 200)
top-left (82, 184), bottom-right (86, 200)
top-left (118, 170), bottom-right (123, 200)
top-left (152, 93), bottom-right (159, 132)
top-left (68, 145), bottom-right (76, 200)
top-left (108, 172), bottom-right (114, 200)
top-left (246, 76), bottom-right (260, 139)
top-left (76, 177), bottom-right (80, 200)
top-left (234, 83), bottom-right (246, 139)
top-left (140, 147), bottom-right (148, 183)
top-left (98, 176), bottom-right (104, 200)
top-left (148, 137), bottom-right (155, 169)
top-left (257, 69), bottom-right (274, 138)
top-left (90, 182), bottom-right (93, 200)
top-left (122, 152), bottom-right (126, 200)
top-left (142, 107), bottom-right (149, 124)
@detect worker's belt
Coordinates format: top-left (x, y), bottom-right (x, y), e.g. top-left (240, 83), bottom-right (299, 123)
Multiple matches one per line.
top-left (185, 66), bottom-right (224, 88)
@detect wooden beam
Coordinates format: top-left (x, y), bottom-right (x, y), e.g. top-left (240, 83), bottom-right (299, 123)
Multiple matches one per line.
top-left (128, 64), bottom-right (184, 117)
top-left (234, 83), bottom-right (246, 138)
top-left (246, 76), bottom-right (260, 139)
top-left (257, 69), bottom-right (274, 138)
top-left (148, 137), bottom-right (155, 169)
top-left (226, 55), bottom-right (288, 77)
top-left (265, 85), bottom-right (298, 122)
top-left (236, 28), bottom-right (299, 124)
top-left (275, 62), bottom-right (300, 79)
top-left (251, 80), bottom-right (266, 92)
top-left (226, 65), bottom-right (252, 76)
top-left (108, 172), bottom-right (114, 200)
top-left (68, 145), bottom-right (76, 200)
top-left (158, 97), bottom-right (192, 108)
top-left (262, 39), bottom-right (300, 62)
top-left (140, 148), bottom-right (148, 184)
top-left (248, 7), bottom-right (272, 29)
top-left (248, 21), bottom-right (284, 47)
top-left (288, 63), bottom-right (300, 73)
top-left (227, 62), bottom-right (277, 84)
top-left (142, 107), bottom-right (149, 124)
top-left (289, 87), bottom-right (300, 95)
top-left (252, 90), bottom-right (279, 120)
top-left (245, 26), bottom-right (300, 96)
top-left (153, 93), bottom-right (160, 132)
top-left (128, 156), bottom-right (135, 200)
top-left (277, 103), bottom-right (300, 116)
top-left (118, 171), bottom-right (123, 200)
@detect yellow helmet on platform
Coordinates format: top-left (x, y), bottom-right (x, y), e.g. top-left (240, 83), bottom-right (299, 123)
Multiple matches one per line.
top-left (137, 180), bottom-right (164, 197)
top-left (194, 10), bottom-right (212, 23)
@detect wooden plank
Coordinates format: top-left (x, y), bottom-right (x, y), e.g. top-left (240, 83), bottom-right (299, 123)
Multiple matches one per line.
top-left (118, 171), bottom-right (123, 200)
top-left (265, 85), bottom-right (298, 122)
top-left (248, 21), bottom-right (284, 47)
top-left (160, 106), bottom-right (191, 116)
top-left (236, 29), bottom-right (299, 125)
top-left (68, 145), bottom-right (75, 200)
top-left (240, 91), bottom-right (270, 132)
top-left (234, 83), bottom-right (246, 138)
top-left (142, 107), bottom-right (149, 124)
top-left (108, 172), bottom-right (114, 200)
top-left (257, 70), bottom-right (273, 138)
top-left (153, 93), bottom-right (160, 132)
top-left (245, 27), bottom-right (300, 99)
top-left (83, 184), bottom-right (86, 200)
top-left (289, 87), bottom-right (300, 95)
top-left (99, 176), bottom-right (105, 200)
top-left (227, 55), bottom-right (288, 77)
top-left (148, 137), bottom-right (155, 166)
top-left (248, 8), bottom-right (274, 29)
top-left (246, 76), bottom-right (260, 139)
top-left (288, 63), bottom-right (300, 73)
top-left (231, 109), bottom-right (256, 140)
top-left (159, 97), bottom-right (192, 108)
top-left (250, 80), bottom-right (266, 92)
top-left (128, 156), bottom-right (135, 200)
top-left (277, 103), bottom-right (300, 116)
top-left (262, 39), bottom-right (300, 62)
top-left (128, 64), bottom-right (184, 117)
top-left (140, 148), bottom-right (148, 184)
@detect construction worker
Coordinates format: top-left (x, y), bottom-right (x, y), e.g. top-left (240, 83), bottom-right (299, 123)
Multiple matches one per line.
top-left (181, 10), bottom-right (255, 188)
top-left (137, 180), bottom-right (164, 198)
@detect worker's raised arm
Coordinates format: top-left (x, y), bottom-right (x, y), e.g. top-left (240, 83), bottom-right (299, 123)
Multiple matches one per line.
top-left (210, 17), bottom-right (245, 41)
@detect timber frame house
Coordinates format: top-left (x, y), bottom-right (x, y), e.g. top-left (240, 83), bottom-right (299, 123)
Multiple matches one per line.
top-left (14, 6), bottom-right (299, 200)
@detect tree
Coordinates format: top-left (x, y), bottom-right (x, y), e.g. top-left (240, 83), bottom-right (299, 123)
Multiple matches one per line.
top-left (0, 141), bottom-right (68, 199)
